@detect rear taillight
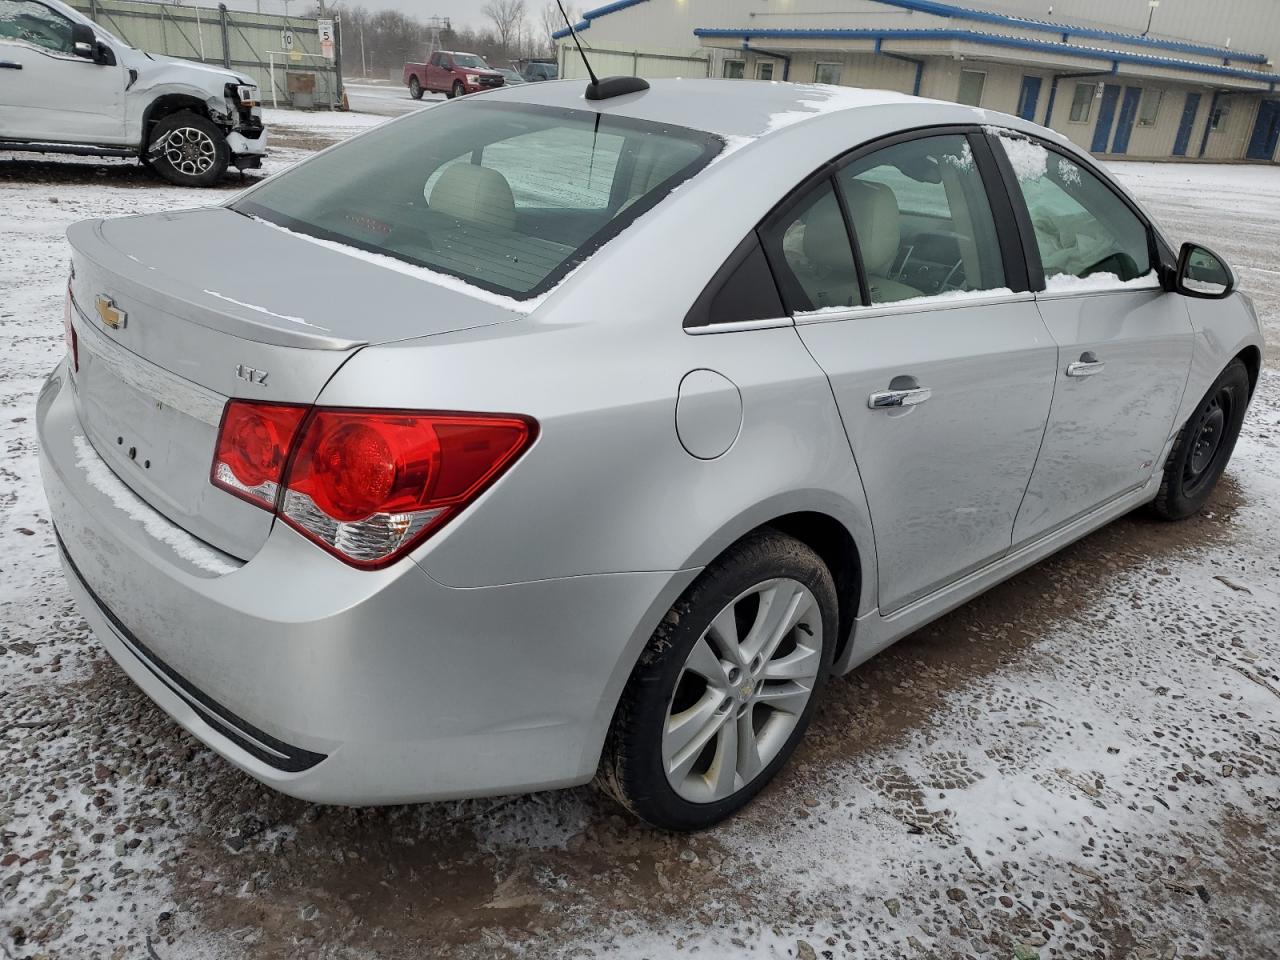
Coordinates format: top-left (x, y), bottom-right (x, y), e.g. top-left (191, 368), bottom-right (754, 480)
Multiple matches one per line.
top-left (212, 401), bottom-right (309, 508)
top-left (64, 285), bottom-right (79, 372)
top-left (211, 402), bottom-right (536, 569)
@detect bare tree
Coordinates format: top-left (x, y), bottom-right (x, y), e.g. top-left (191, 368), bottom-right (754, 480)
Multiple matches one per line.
top-left (539, 2), bottom-right (572, 54)
top-left (482, 0), bottom-right (526, 58)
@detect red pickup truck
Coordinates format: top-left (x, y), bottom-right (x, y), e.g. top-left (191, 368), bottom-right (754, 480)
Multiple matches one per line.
top-left (403, 51), bottom-right (505, 100)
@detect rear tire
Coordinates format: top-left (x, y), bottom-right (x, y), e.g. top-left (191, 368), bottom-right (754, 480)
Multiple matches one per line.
top-left (146, 111), bottom-right (229, 188)
top-left (1151, 358), bottom-right (1250, 521)
top-left (451, 81), bottom-right (465, 99)
top-left (408, 75), bottom-right (423, 99)
top-left (597, 530), bottom-right (837, 830)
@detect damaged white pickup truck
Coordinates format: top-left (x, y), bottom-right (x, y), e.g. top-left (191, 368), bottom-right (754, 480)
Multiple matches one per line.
top-left (0, 0), bottom-right (266, 186)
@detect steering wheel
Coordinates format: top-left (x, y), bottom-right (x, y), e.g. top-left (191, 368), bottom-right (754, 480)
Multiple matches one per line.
top-left (938, 258), bottom-right (966, 293)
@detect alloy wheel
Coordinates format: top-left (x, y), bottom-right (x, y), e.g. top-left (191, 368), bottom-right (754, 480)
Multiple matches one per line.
top-left (662, 578), bottom-right (823, 803)
top-left (160, 126), bottom-right (217, 176)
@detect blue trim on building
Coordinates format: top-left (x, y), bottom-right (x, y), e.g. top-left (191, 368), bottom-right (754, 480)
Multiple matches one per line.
top-left (868, 0), bottom-right (1268, 65)
top-left (551, 0), bottom-right (650, 39)
top-left (691, 28), bottom-right (1280, 86)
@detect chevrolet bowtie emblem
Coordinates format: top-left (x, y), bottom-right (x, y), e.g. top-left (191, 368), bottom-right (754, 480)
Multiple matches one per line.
top-left (95, 295), bottom-right (126, 330)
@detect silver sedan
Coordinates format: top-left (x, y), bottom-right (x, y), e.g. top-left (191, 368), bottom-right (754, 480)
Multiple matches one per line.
top-left (38, 78), bottom-right (1262, 829)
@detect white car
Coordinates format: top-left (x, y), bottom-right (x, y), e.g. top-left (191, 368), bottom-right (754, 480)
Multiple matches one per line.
top-left (0, 0), bottom-right (265, 185)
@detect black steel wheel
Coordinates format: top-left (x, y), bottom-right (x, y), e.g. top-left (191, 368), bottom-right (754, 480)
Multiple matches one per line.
top-left (1152, 359), bottom-right (1250, 520)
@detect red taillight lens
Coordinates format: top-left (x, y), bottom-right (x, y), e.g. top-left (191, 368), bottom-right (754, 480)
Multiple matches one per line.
top-left (64, 285), bottom-right (79, 372)
top-left (209, 402), bottom-right (536, 569)
top-left (211, 401), bottom-right (308, 508)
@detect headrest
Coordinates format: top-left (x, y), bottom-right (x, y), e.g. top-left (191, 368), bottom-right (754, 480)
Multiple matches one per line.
top-left (801, 193), bottom-right (856, 275)
top-left (428, 163), bottom-right (516, 231)
top-left (844, 179), bottom-right (901, 275)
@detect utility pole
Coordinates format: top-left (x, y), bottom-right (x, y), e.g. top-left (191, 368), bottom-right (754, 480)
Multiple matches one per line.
top-left (360, 22), bottom-right (366, 76)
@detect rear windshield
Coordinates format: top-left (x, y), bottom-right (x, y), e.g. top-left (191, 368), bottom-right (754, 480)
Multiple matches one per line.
top-left (232, 102), bottom-right (721, 299)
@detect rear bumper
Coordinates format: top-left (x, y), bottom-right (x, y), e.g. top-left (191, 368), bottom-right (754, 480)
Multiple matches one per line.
top-left (37, 360), bottom-right (690, 804)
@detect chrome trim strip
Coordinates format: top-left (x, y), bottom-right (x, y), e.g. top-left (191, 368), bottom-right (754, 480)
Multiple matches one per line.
top-left (793, 291), bottom-right (1036, 325)
top-left (1035, 282), bottom-right (1163, 303)
top-left (684, 316), bottom-right (795, 336)
top-left (73, 299), bottom-right (225, 426)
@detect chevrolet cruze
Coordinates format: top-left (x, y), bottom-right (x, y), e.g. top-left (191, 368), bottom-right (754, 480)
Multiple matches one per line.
top-left (38, 78), bottom-right (1262, 829)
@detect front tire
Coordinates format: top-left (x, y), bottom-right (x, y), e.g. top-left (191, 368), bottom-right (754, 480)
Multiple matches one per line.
top-left (598, 530), bottom-right (837, 830)
top-left (451, 81), bottom-right (465, 99)
top-left (408, 75), bottom-right (423, 99)
top-left (1152, 358), bottom-right (1250, 520)
top-left (146, 111), bottom-right (229, 188)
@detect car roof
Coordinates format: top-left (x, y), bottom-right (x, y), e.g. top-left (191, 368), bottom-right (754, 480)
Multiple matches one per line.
top-left (485, 78), bottom-right (1016, 144)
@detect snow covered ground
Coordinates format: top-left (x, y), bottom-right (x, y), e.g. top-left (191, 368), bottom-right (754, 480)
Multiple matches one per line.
top-left (0, 123), bottom-right (1277, 960)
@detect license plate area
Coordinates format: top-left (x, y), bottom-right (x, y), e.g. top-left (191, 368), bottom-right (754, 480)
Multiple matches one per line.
top-left (68, 316), bottom-right (273, 560)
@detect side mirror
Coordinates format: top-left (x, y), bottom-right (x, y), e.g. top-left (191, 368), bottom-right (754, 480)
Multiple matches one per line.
top-left (1176, 242), bottom-right (1235, 299)
top-left (70, 22), bottom-right (96, 59)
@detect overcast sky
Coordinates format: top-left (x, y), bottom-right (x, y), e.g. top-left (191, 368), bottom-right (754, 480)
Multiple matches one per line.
top-left (219, 0), bottom-right (520, 33)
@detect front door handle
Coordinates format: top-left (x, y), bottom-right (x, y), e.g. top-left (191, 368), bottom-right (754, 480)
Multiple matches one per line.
top-left (1066, 352), bottom-right (1105, 378)
top-left (868, 386), bottom-right (932, 409)
top-left (0, 61), bottom-right (23, 70)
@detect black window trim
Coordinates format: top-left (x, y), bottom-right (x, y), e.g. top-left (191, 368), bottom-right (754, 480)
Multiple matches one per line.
top-left (981, 126), bottom-right (1177, 293)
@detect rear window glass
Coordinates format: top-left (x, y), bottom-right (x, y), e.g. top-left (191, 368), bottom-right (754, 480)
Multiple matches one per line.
top-left (233, 102), bottom-right (721, 300)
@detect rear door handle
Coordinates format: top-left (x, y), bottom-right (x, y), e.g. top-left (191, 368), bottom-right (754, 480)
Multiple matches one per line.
top-left (868, 386), bottom-right (932, 409)
top-left (0, 61), bottom-right (23, 70)
top-left (1066, 352), bottom-right (1105, 378)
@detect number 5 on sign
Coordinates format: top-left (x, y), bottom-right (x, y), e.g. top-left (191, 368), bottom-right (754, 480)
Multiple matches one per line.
top-left (318, 18), bottom-right (334, 61)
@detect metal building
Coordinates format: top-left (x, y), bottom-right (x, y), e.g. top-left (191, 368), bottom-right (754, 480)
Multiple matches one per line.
top-left (555, 0), bottom-right (1280, 162)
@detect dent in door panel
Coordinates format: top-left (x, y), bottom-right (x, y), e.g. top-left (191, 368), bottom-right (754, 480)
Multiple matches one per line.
top-left (1013, 290), bottom-right (1194, 546)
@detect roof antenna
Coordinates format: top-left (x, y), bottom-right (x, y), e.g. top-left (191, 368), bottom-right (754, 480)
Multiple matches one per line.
top-left (555, 0), bottom-right (649, 101)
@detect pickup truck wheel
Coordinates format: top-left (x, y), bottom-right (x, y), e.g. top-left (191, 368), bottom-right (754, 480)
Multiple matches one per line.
top-left (451, 81), bottom-right (465, 99)
top-left (147, 111), bottom-right (229, 188)
top-left (408, 76), bottom-right (423, 99)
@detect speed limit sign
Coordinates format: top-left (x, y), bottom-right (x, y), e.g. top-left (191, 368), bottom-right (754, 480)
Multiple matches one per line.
top-left (317, 18), bottom-right (334, 61)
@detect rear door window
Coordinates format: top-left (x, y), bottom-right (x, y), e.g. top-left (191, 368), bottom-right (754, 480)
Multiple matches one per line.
top-left (233, 102), bottom-right (721, 300)
top-left (835, 133), bottom-right (1007, 304)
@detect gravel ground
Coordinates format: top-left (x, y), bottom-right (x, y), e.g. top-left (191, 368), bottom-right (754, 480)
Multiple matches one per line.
top-left (0, 122), bottom-right (1277, 960)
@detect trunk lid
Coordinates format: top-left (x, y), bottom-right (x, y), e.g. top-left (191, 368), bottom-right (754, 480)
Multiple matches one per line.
top-left (66, 207), bottom-right (522, 561)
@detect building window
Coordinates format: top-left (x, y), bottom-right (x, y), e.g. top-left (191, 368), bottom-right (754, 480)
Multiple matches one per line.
top-left (815, 62), bottom-right (842, 85)
top-left (1137, 89), bottom-right (1163, 127)
top-left (756, 60), bottom-right (775, 81)
top-left (723, 59), bottom-right (745, 79)
top-left (957, 69), bottom-right (986, 107)
top-left (1211, 100), bottom-right (1230, 130)
top-left (1069, 82), bottom-right (1094, 123)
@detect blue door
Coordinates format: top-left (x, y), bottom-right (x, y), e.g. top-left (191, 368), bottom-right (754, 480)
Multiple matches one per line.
top-left (1173, 92), bottom-right (1202, 156)
top-left (1247, 100), bottom-right (1280, 161)
top-left (1111, 86), bottom-right (1143, 155)
top-left (1091, 84), bottom-right (1122, 153)
top-left (1017, 76), bottom-right (1042, 121)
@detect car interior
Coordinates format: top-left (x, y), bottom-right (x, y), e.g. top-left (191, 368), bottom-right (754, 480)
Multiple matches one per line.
top-left (775, 132), bottom-right (1152, 312)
